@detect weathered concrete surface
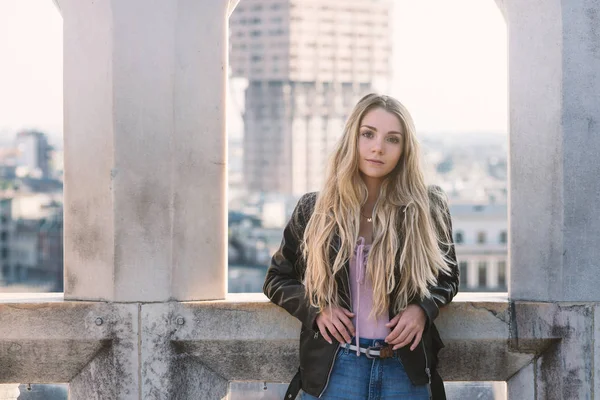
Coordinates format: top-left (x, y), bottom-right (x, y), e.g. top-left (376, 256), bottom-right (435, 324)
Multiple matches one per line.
top-left (68, 304), bottom-right (139, 400)
top-left (508, 362), bottom-right (535, 399)
top-left (139, 294), bottom-right (299, 398)
top-left (1, 293), bottom-right (597, 398)
top-left (59, 0), bottom-right (229, 302)
top-left (169, 356), bottom-right (229, 400)
top-left (505, 1), bottom-right (600, 396)
top-left (0, 300), bottom-right (130, 382)
top-left (0, 300), bottom-right (103, 382)
top-left (169, 295), bottom-right (300, 382)
top-left (411, 294), bottom-right (532, 381)
top-left (510, 302), bottom-right (595, 399)
top-left (595, 305), bottom-right (600, 398)
top-left (508, 0), bottom-right (600, 302)
top-left (134, 295), bottom-right (600, 398)
top-left (139, 293), bottom-right (534, 397)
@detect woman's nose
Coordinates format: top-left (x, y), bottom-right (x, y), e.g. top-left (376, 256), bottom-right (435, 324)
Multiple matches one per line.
top-left (372, 139), bottom-right (384, 153)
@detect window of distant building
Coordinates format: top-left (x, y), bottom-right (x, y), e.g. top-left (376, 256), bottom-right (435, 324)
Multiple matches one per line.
top-left (477, 231), bottom-right (486, 244)
top-left (459, 261), bottom-right (468, 288)
top-left (455, 231), bottom-right (464, 244)
top-left (498, 260), bottom-right (507, 287)
top-left (499, 231), bottom-right (507, 244)
top-left (1, 247), bottom-right (8, 260)
top-left (478, 261), bottom-right (487, 287)
top-left (0, 231), bottom-right (6, 242)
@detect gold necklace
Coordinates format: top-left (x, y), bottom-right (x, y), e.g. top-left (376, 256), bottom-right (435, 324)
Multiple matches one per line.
top-left (360, 211), bottom-right (372, 223)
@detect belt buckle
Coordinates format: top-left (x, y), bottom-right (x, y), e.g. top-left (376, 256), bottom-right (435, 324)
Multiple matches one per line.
top-left (365, 344), bottom-right (393, 359)
top-left (364, 346), bottom-right (378, 359)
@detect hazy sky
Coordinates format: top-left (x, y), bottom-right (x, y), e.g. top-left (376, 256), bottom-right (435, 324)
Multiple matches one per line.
top-left (391, 0), bottom-right (507, 134)
top-left (0, 0), bottom-right (63, 138)
top-left (0, 0), bottom-right (507, 140)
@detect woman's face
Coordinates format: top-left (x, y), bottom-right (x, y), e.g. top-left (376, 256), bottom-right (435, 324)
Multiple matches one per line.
top-left (357, 107), bottom-right (404, 182)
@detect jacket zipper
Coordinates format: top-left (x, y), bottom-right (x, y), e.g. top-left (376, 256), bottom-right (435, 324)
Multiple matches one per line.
top-left (421, 340), bottom-right (432, 399)
top-left (319, 267), bottom-right (353, 398)
top-left (318, 347), bottom-right (340, 398)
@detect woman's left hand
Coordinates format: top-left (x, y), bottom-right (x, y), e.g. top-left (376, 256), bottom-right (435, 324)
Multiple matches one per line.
top-left (384, 304), bottom-right (426, 351)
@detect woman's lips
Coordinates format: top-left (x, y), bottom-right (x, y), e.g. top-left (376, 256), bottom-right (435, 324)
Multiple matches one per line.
top-left (366, 159), bottom-right (384, 165)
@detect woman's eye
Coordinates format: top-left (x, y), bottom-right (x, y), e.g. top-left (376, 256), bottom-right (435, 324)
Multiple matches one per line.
top-left (361, 131), bottom-right (374, 138)
top-left (387, 136), bottom-right (401, 144)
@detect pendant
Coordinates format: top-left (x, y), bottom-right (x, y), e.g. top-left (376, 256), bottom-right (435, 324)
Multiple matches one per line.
top-left (367, 217), bottom-right (372, 223)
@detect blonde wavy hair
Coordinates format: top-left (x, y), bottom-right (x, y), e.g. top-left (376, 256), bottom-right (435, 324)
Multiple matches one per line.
top-left (302, 93), bottom-right (454, 318)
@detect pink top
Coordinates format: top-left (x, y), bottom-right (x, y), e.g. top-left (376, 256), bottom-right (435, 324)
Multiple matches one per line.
top-left (349, 237), bottom-right (390, 355)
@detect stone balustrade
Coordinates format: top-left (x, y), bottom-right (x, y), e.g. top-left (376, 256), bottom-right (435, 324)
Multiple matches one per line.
top-left (2, 292), bottom-right (593, 398)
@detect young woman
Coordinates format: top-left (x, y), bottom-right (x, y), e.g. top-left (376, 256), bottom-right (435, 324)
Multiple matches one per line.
top-left (263, 93), bottom-right (459, 400)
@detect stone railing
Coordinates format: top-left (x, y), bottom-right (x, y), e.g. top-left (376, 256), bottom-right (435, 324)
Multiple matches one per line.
top-left (1, 292), bottom-right (584, 399)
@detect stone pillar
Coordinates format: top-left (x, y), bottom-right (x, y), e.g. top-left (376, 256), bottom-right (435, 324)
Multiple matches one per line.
top-left (509, 0), bottom-right (600, 303)
top-left (507, 0), bottom-right (600, 398)
top-left (58, 0), bottom-right (239, 302)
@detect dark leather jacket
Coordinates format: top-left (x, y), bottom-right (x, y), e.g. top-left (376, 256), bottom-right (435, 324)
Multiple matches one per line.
top-left (263, 187), bottom-right (459, 399)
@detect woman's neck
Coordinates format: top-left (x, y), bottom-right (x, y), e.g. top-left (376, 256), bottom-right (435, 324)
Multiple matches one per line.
top-left (361, 175), bottom-right (382, 212)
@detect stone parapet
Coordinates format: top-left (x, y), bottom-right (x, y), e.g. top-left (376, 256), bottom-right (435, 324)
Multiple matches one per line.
top-left (2, 292), bottom-right (590, 399)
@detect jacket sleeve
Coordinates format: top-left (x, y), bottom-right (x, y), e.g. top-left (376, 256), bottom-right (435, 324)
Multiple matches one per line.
top-left (411, 185), bottom-right (459, 329)
top-left (263, 192), bottom-right (320, 331)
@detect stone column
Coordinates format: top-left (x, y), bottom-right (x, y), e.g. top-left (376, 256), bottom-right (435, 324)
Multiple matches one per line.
top-left (507, 0), bottom-right (600, 398)
top-left (57, 0), bottom-right (239, 302)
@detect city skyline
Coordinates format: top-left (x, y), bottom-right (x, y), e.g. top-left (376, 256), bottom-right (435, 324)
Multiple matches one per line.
top-left (0, 0), bottom-right (507, 140)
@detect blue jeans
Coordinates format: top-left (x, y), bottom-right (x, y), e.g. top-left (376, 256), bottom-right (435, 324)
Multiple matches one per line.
top-left (301, 337), bottom-right (430, 400)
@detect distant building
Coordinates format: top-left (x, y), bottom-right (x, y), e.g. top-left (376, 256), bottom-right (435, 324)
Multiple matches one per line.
top-left (230, 0), bottom-right (392, 195)
top-left (39, 211), bottom-right (64, 291)
top-left (0, 193), bottom-right (63, 290)
top-left (15, 130), bottom-right (52, 179)
top-left (4, 211), bottom-right (63, 289)
top-left (10, 219), bottom-right (39, 283)
top-left (450, 203), bottom-right (508, 292)
top-left (0, 165), bottom-right (16, 180)
top-left (0, 198), bottom-right (11, 285)
top-left (227, 197), bottom-right (509, 294)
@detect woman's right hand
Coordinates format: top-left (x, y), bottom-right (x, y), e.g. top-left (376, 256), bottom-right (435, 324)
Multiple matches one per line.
top-left (315, 306), bottom-right (355, 344)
